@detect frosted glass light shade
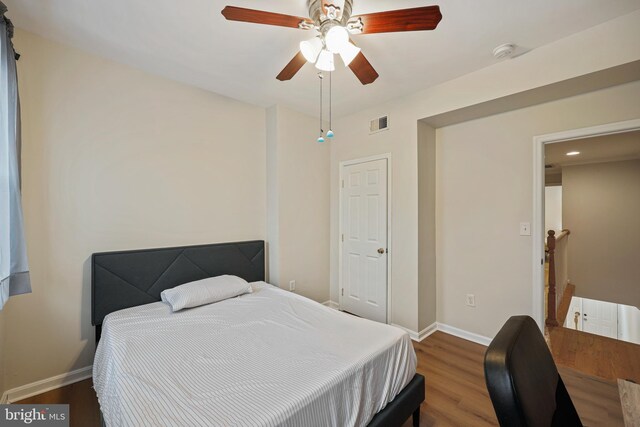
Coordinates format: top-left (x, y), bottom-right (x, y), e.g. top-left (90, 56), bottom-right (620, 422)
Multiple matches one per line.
top-left (325, 26), bottom-right (349, 54)
top-left (339, 42), bottom-right (361, 66)
top-left (315, 49), bottom-right (335, 71)
top-left (300, 37), bottom-right (323, 63)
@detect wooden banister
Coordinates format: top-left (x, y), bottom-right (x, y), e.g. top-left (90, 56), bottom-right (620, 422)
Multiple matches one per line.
top-left (546, 230), bottom-right (559, 327)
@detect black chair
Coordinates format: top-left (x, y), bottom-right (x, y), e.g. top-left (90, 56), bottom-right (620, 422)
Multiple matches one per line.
top-left (484, 316), bottom-right (582, 427)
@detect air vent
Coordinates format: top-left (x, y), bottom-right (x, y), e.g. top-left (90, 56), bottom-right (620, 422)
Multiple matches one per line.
top-left (370, 115), bottom-right (389, 134)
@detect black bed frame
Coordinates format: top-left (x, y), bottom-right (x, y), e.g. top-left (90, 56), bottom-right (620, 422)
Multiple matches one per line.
top-left (91, 240), bottom-right (424, 427)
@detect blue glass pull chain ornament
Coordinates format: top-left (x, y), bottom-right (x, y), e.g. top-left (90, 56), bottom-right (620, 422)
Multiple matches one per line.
top-left (326, 71), bottom-right (334, 138)
top-left (317, 72), bottom-right (325, 143)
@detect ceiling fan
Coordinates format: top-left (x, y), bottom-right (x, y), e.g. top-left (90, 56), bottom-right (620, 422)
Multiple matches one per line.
top-left (221, 0), bottom-right (442, 85)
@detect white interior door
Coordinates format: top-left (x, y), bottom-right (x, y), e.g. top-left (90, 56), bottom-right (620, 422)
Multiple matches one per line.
top-left (340, 158), bottom-right (388, 323)
top-left (582, 298), bottom-right (618, 339)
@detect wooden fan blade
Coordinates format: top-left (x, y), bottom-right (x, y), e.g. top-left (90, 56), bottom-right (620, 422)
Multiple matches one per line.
top-left (221, 6), bottom-right (314, 29)
top-left (348, 51), bottom-right (379, 85)
top-left (352, 6), bottom-right (442, 34)
top-left (276, 52), bottom-right (307, 81)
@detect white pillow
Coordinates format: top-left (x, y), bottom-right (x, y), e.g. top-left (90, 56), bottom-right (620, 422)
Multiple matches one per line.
top-left (161, 275), bottom-right (252, 312)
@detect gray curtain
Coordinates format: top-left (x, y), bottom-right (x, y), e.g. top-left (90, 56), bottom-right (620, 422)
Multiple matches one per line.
top-left (0, 2), bottom-right (31, 310)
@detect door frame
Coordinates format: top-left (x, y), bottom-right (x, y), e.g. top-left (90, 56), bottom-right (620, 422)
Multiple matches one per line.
top-left (532, 118), bottom-right (640, 330)
top-left (338, 153), bottom-right (392, 324)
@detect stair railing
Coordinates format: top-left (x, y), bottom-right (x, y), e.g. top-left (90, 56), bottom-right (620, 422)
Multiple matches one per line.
top-left (546, 229), bottom-right (570, 327)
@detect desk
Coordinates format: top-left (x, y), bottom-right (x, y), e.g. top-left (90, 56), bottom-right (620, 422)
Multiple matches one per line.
top-left (618, 379), bottom-right (640, 427)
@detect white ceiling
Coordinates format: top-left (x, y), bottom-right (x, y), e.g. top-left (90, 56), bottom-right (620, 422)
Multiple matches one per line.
top-left (5, 0), bottom-right (640, 116)
top-left (546, 130), bottom-right (640, 168)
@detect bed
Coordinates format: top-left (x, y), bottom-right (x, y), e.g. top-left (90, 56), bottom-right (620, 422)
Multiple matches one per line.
top-left (91, 240), bottom-right (425, 427)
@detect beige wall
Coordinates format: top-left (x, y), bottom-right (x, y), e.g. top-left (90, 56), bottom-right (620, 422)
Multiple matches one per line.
top-left (418, 122), bottom-right (437, 331)
top-left (4, 29), bottom-right (266, 390)
top-left (436, 82), bottom-right (640, 338)
top-left (330, 11), bottom-right (640, 334)
top-left (562, 159), bottom-right (640, 308)
top-left (266, 108), bottom-right (280, 286)
top-left (330, 106), bottom-right (420, 330)
top-left (266, 106), bottom-right (330, 303)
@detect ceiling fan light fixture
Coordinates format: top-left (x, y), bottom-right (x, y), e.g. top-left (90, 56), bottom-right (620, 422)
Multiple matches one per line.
top-left (325, 25), bottom-right (349, 54)
top-left (315, 49), bottom-right (335, 72)
top-left (338, 42), bottom-right (361, 66)
top-left (300, 37), bottom-right (323, 63)
top-left (223, 3), bottom-right (444, 85)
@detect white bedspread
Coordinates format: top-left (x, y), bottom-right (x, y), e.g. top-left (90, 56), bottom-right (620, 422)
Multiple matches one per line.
top-left (93, 282), bottom-right (417, 427)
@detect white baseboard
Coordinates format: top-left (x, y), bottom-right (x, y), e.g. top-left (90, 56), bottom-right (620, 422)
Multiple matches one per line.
top-left (391, 322), bottom-right (438, 342)
top-left (419, 323), bottom-right (439, 341)
top-left (436, 322), bottom-right (493, 346)
top-left (322, 300), bottom-right (340, 310)
top-left (2, 365), bottom-right (93, 404)
top-left (391, 322), bottom-right (492, 345)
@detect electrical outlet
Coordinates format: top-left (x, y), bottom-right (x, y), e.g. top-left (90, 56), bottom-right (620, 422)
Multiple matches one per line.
top-left (466, 294), bottom-right (476, 307)
top-left (289, 280), bottom-right (296, 291)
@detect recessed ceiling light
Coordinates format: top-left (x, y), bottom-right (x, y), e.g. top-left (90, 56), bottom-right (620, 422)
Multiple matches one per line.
top-left (566, 151), bottom-right (580, 156)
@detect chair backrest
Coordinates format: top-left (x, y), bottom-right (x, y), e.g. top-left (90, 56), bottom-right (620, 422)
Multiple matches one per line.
top-left (484, 316), bottom-right (582, 427)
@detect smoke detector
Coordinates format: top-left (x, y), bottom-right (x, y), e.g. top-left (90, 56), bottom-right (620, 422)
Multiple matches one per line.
top-left (493, 43), bottom-right (516, 59)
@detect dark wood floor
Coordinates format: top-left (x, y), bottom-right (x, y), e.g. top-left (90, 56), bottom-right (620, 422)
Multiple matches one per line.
top-left (403, 331), bottom-right (624, 427)
top-left (17, 378), bottom-right (101, 427)
top-left (18, 331), bottom-right (625, 427)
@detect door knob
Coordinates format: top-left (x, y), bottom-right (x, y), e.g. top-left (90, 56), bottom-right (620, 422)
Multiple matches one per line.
top-left (377, 248), bottom-right (385, 254)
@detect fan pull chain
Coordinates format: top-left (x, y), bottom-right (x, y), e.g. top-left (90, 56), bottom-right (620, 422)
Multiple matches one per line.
top-left (318, 72), bottom-right (325, 143)
top-left (327, 71), bottom-right (334, 138)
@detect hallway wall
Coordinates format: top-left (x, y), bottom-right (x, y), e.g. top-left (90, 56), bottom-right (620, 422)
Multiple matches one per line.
top-left (563, 159), bottom-right (640, 308)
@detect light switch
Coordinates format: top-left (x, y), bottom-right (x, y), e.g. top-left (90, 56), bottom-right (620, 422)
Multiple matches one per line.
top-left (520, 222), bottom-right (531, 236)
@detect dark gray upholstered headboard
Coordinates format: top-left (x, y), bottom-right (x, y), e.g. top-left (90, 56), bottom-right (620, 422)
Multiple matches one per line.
top-left (91, 240), bottom-right (265, 328)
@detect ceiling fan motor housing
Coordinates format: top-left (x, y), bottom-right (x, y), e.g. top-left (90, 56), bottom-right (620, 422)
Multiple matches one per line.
top-left (308, 0), bottom-right (354, 26)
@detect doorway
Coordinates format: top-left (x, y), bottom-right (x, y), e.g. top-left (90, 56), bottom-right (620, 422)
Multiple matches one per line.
top-left (532, 118), bottom-right (640, 329)
top-left (339, 154), bottom-right (391, 323)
